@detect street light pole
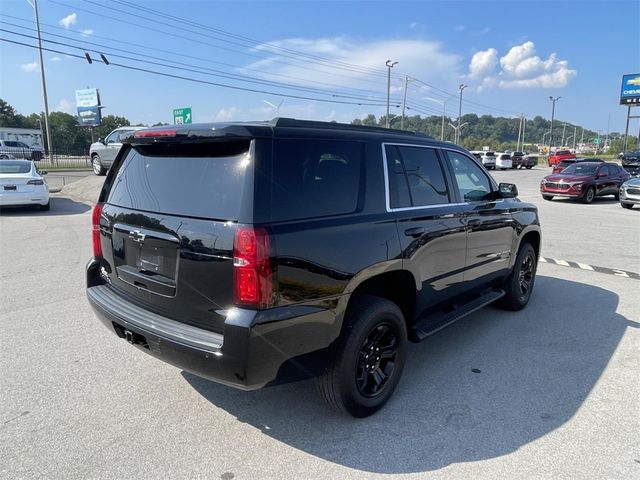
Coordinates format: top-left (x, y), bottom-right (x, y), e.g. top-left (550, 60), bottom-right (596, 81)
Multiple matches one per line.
top-left (521, 116), bottom-right (527, 151)
top-left (457, 84), bottom-right (467, 144)
top-left (548, 96), bottom-right (561, 154)
top-left (561, 123), bottom-right (567, 147)
top-left (400, 76), bottom-right (410, 130)
top-left (29, 0), bottom-right (53, 164)
top-left (385, 60), bottom-right (398, 128)
top-left (542, 131), bottom-right (551, 150)
top-left (573, 126), bottom-right (577, 150)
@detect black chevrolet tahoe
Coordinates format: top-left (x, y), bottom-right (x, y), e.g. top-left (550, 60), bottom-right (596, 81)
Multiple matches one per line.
top-left (87, 118), bottom-right (541, 417)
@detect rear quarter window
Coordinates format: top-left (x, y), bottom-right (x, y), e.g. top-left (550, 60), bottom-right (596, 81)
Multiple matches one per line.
top-left (270, 139), bottom-right (363, 221)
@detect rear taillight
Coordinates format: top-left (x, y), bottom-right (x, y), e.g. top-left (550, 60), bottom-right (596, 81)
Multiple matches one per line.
top-left (92, 203), bottom-right (103, 258)
top-left (134, 129), bottom-right (177, 138)
top-left (27, 179), bottom-right (44, 185)
top-left (233, 227), bottom-right (273, 309)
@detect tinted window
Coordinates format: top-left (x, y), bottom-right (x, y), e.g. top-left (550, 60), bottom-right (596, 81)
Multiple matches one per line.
top-left (271, 139), bottom-right (362, 221)
top-left (385, 145), bottom-right (449, 208)
top-left (4, 141), bottom-right (19, 147)
top-left (106, 131), bottom-right (120, 143)
top-left (562, 164), bottom-right (598, 175)
top-left (107, 141), bottom-right (251, 220)
top-left (445, 151), bottom-right (492, 202)
top-left (0, 161), bottom-right (31, 173)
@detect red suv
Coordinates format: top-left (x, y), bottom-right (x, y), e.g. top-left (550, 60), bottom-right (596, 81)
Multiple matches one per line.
top-left (547, 149), bottom-right (576, 166)
top-left (540, 162), bottom-right (630, 203)
top-left (551, 157), bottom-right (604, 174)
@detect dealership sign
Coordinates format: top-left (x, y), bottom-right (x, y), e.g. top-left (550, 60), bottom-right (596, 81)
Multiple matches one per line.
top-left (620, 74), bottom-right (640, 105)
top-left (75, 88), bottom-right (102, 126)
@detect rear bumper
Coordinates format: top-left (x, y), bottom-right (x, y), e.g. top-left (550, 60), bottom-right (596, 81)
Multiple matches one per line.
top-left (86, 259), bottom-right (340, 390)
top-left (0, 190), bottom-right (49, 206)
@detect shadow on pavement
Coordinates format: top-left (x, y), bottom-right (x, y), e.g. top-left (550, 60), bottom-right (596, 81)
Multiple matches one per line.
top-left (0, 196), bottom-right (91, 217)
top-left (182, 275), bottom-right (637, 474)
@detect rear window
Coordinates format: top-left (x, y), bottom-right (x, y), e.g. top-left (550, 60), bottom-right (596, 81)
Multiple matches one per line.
top-left (107, 141), bottom-right (251, 220)
top-left (271, 139), bottom-right (362, 221)
top-left (0, 161), bottom-right (31, 173)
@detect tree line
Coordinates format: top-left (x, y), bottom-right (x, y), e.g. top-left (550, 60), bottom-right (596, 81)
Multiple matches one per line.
top-left (0, 98), bottom-right (635, 153)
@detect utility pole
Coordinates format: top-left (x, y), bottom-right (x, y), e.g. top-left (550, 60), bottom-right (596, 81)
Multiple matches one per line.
top-left (516, 115), bottom-right (523, 151)
top-left (385, 60), bottom-right (398, 128)
top-left (605, 114), bottom-right (610, 152)
top-left (561, 123), bottom-right (567, 147)
top-left (572, 126), bottom-right (577, 150)
top-left (521, 116), bottom-right (527, 151)
top-left (457, 84), bottom-right (468, 144)
top-left (441, 100), bottom-right (447, 141)
top-left (29, 0), bottom-right (53, 164)
top-left (400, 75), bottom-right (409, 130)
top-left (580, 127), bottom-right (584, 147)
top-left (548, 96), bottom-right (561, 155)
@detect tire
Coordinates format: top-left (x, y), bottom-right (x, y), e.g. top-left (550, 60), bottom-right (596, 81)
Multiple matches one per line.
top-left (499, 242), bottom-right (537, 311)
top-left (621, 202), bottom-right (633, 209)
top-left (39, 201), bottom-right (50, 211)
top-left (542, 195), bottom-right (553, 201)
top-left (317, 295), bottom-right (408, 418)
top-left (582, 186), bottom-right (595, 204)
top-left (613, 192), bottom-right (620, 201)
top-left (526, 166), bottom-right (533, 170)
top-left (92, 155), bottom-right (106, 176)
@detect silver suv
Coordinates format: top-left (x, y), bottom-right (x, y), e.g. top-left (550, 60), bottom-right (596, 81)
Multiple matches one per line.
top-left (89, 127), bottom-right (144, 175)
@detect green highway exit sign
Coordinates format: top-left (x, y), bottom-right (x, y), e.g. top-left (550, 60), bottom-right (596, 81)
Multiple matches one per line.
top-left (173, 107), bottom-right (192, 125)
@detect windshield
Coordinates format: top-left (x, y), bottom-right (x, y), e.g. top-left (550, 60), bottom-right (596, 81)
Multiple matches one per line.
top-left (0, 161), bottom-right (31, 173)
top-left (561, 164), bottom-right (598, 175)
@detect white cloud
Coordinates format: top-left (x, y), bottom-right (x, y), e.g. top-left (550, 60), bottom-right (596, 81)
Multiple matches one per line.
top-left (50, 56), bottom-right (62, 62)
top-left (81, 29), bottom-right (94, 37)
top-left (215, 107), bottom-right (240, 121)
top-left (468, 41), bottom-right (576, 90)
top-left (55, 99), bottom-right (74, 114)
top-left (59, 13), bottom-right (77, 29)
top-left (20, 62), bottom-right (39, 73)
top-left (468, 48), bottom-right (498, 78)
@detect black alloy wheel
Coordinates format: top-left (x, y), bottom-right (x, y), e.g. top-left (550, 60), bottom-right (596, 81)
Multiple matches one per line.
top-left (582, 186), bottom-right (595, 204)
top-left (355, 323), bottom-right (398, 398)
top-left (518, 253), bottom-right (535, 300)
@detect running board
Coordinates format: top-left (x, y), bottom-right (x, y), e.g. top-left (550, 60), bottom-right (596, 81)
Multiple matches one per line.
top-left (410, 289), bottom-right (505, 342)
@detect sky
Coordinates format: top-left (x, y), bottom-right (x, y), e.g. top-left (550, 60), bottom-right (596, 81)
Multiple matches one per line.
top-left (0, 0), bottom-right (639, 135)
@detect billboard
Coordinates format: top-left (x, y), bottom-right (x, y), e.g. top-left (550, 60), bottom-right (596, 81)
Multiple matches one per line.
top-left (75, 88), bottom-right (102, 126)
top-left (620, 74), bottom-right (640, 105)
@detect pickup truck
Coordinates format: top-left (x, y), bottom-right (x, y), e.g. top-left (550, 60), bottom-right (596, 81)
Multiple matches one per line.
top-left (547, 149), bottom-right (576, 166)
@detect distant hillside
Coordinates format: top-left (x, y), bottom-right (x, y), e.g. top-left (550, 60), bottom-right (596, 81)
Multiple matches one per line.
top-left (352, 113), bottom-right (632, 152)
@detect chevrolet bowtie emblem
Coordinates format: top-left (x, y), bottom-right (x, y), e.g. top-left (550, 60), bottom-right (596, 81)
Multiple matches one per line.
top-left (129, 230), bottom-right (146, 243)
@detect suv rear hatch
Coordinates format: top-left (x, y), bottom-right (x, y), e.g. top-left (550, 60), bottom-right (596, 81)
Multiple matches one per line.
top-left (97, 138), bottom-right (256, 334)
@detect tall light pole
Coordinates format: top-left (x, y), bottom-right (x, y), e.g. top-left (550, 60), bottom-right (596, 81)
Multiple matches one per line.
top-left (516, 115), bottom-right (523, 151)
top-left (542, 130), bottom-right (551, 151)
top-left (28, 0), bottom-right (53, 163)
top-left (572, 126), bottom-right (577, 150)
top-left (561, 123), bottom-right (567, 146)
top-left (521, 116), bottom-right (527, 151)
top-left (548, 96), bottom-right (561, 155)
top-left (400, 76), bottom-right (411, 130)
top-left (456, 84), bottom-right (468, 144)
top-left (385, 60), bottom-right (398, 128)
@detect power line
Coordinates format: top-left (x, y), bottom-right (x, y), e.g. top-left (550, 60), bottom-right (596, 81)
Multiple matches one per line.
top-left (1, 36), bottom-right (398, 108)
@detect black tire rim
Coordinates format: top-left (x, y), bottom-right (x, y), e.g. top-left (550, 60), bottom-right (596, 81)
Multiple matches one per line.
top-left (355, 323), bottom-right (398, 398)
top-left (92, 157), bottom-right (101, 174)
top-left (586, 188), bottom-right (594, 202)
top-left (518, 253), bottom-right (535, 298)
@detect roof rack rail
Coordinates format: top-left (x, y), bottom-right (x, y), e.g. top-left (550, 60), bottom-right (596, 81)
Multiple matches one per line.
top-left (270, 117), bottom-right (431, 138)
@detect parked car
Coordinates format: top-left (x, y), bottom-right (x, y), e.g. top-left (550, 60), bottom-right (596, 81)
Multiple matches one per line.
top-left (495, 153), bottom-right (513, 170)
top-left (511, 152), bottom-right (537, 169)
top-left (0, 159), bottom-right (49, 210)
top-left (480, 151), bottom-right (497, 169)
top-left (621, 149), bottom-right (640, 176)
top-left (0, 140), bottom-right (44, 161)
top-left (86, 118), bottom-right (541, 417)
top-left (89, 127), bottom-right (145, 175)
top-left (540, 162), bottom-right (630, 203)
top-left (619, 177), bottom-right (640, 209)
top-left (547, 149), bottom-right (576, 166)
top-left (551, 157), bottom-right (604, 174)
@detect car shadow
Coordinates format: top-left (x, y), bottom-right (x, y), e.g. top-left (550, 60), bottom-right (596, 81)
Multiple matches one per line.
top-left (0, 196), bottom-right (91, 216)
top-left (550, 196), bottom-right (619, 205)
top-left (182, 275), bottom-right (637, 474)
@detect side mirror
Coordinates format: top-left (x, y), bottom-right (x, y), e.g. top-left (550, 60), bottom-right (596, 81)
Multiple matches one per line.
top-left (97, 138), bottom-right (104, 145)
top-left (498, 182), bottom-right (518, 198)
top-left (39, 170), bottom-right (48, 175)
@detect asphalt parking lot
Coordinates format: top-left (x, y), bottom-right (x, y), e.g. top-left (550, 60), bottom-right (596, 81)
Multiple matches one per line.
top-left (1, 166), bottom-right (638, 479)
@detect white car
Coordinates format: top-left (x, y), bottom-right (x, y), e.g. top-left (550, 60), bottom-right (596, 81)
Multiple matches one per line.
top-left (495, 153), bottom-right (513, 170)
top-left (0, 159), bottom-right (50, 210)
top-left (480, 151), bottom-right (497, 170)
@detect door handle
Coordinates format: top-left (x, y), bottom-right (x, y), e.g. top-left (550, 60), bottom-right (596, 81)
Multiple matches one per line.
top-left (404, 227), bottom-right (425, 238)
top-left (467, 219), bottom-right (482, 228)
